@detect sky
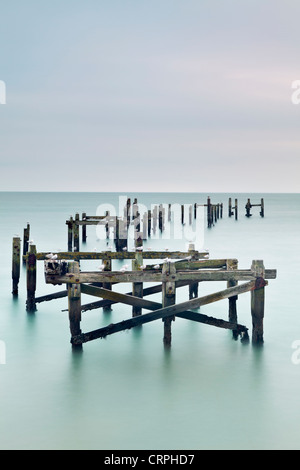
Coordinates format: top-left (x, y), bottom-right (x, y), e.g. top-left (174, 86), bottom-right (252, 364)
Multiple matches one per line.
top-left (1, 0), bottom-right (300, 192)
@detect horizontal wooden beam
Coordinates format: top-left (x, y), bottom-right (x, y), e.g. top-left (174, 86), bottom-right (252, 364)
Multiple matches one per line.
top-left (32, 250), bottom-right (206, 261)
top-left (46, 268), bottom-right (276, 285)
top-left (71, 280), bottom-right (260, 344)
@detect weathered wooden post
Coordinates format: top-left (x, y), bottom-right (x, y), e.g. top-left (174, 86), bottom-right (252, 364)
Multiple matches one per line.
top-left (26, 244), bottom-right (37, 312)
top-left (245, 199), bottom-right (252, 217)
top-left (126, 198), bottom-right (131, 226)
top-left (189, 205), bottom-right (192, 225)
top-left (234, 199), bottom-right (238, 220)
top-left (74, 213), bottom-right (80, 251)
top-left (142, 212), bottom-right (148, 240)
top-left (103, 255), bottom-right (112, 312)
top-left (207, 197), bottom-right (212, 227)
top-left (82, 212), bottom-right (87, 242)
top-left (67, 216), bottom-right (73, 252)
top-left (147, 210), bottom-right (152, 236)
top-left (12, 236), bottom-right (21, 295)
top-left (227, 259), bottom-right (239, 339)
top-left (153, 206), bottom-right (157, 234)
top-left (132, 232), bottom-right (143, 317)
top-left (68, 261), bottom-right (82, 349)
top-left (251, 260), bottom-right (265, 343)
top-left (181, 205), bottom-right (184, 224)
top-left (260, 198), bottom-right (264, 217)
top-left (159, 204), bottom-right (163, 232)
top-left (23, 223), bottom-right (30, 264)
top-left (168, 203), bottom-right (172, 222)
top-left (105, 211), bottom-right (110, 239)
top-left (118, 218), bottom-right (128, 251)
top-left (194, 203), bottom-right (197, 219)
top-left (188, 243), bottom-right (198, 299)
top-left (134, 211), bottom-right (141, 234)
top-left (162, 261), bottom-right (176, 347)
top-left (220, 203), bottom-right (223, 218)
top-left (228, 198), bottom-right (232, 217)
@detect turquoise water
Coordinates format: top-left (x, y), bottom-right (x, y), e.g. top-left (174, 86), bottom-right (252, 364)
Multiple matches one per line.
top-left (0, 192), bottom-right (299, 450)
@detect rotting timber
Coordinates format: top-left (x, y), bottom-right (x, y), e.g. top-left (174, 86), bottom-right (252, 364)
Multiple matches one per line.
top-left (13, 195), bottom-right (275, 350)
top-left (44, 250), bottom-right (276, 348)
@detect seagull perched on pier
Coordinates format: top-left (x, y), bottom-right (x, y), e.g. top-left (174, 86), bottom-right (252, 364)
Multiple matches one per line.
top-left (119, 265), bottom-right (128, 273)
top-left (46, 253), bottom-right (54, 259)
top-left (98, 264), bottom-right (105, 271)
top-left (140, 264), bottom-right (147, 270)
top-left (154, 264), bottom-right (160, 269)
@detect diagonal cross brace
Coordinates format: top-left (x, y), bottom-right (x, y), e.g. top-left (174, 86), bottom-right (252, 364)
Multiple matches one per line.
top-left (71, 280), bottom-right (263, 345)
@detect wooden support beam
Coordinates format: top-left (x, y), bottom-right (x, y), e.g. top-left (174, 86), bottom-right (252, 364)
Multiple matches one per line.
top-left (76, 280), bottom-right (194, 313)
top-left (12, 236), bottom-right (21, 295)
top-left (46, 268), bottom-right (276, 286)
top-left (23, 223), bottom-right (30, 263)
top-left (68, 261), bottom-right (82, 349)
top-left (67, 216), bottom-right (73, 252)
top-left (35, 290), bottom-right (68, 303)
top-left (37, 250), bottom-right (207, 261)
top-left (71, 280), bottom-right (257, 345)
top-left (227, 259), bottom-right (239, 340)
top-left (132, 232), bottom-right (143, 317)
top-left (251, 260), bottom-right (265, 343)
top-left (73, 213), bottom-right (80, 251)
top-left (162, 261), bottom-right (176, 347)
top-left (82, 212), bottom-right (87, 242)
top-left (26, 244), bottom-right (37, 312)
top-left (188, 243), bottom-right (198, 299)
top-left (103, 257), bottom-right (112, 312)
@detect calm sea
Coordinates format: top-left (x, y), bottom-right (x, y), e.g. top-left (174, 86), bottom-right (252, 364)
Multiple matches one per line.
top-left (0, 191), bottom-right (299, 450)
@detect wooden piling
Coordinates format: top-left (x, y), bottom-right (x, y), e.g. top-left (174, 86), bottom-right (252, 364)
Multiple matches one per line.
top-left (234, 199), bottom-right (238, 220)
top-left (147, 210), bottom-right (151, 236)
top-left (132, 233), bottom-right (143, 317)
top-left (74, 213), bottom-right (80, 251)
top-left (260, 198), bottom-right (264, 217)
top-left (12, 236), bottom-right (21, 295)
top-left (162, 261), bottom-right (176, 347)
top-left (67, 217), bottom-right (73, 252)
top-left (26, 244), bottom-right (37, 312)
top-left (159, 204), bottom-right (163, 232)
top-left (207, 197), bottom-right (212, 228)
top-left (188, 243), bottom-right (198, 299)
top-left (181, 205), bottom-right (184, 224)
top-left (251, 260), bottom-right (265, 343)
top-left (82, 212), bottom-right (87, 242)
top-left (103, 258), bottom-right (112, 312)
top-left (23, 223), bottom-right (30, 263)
top-left (228, 198), bottom-right (232, 217)
top-left (68, 261), bottom-right (82, 349)
top-left (245, 199), bottom-right (252, 217)
top-left (168, 204), bottom-right (172, 222)
top-left (227, 259), bottom-right (239, 339)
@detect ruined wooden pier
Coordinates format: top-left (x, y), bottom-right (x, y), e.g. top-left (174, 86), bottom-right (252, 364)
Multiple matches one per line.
top-left (12, 195), bottom-right (274, 351)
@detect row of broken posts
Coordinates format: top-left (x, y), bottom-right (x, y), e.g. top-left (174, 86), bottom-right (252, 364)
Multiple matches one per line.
top-left (228, 198), bottom-right (265, 220)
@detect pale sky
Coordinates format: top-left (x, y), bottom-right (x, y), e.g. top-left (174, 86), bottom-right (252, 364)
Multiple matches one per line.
top-left (1, 0), bottom-right (300, 192)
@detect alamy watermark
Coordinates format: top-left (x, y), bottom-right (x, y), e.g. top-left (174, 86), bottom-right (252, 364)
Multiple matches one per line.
top-left (0, 80), bottom-right (6, 104)
top-left (95, 195), bottom-right (205, 248)
top-left (291, 340), bottom-right (300, 365)
top-left (0, 340), bottom-right (6, 364)
top-left (291, 80), bottom-right (300, 104)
